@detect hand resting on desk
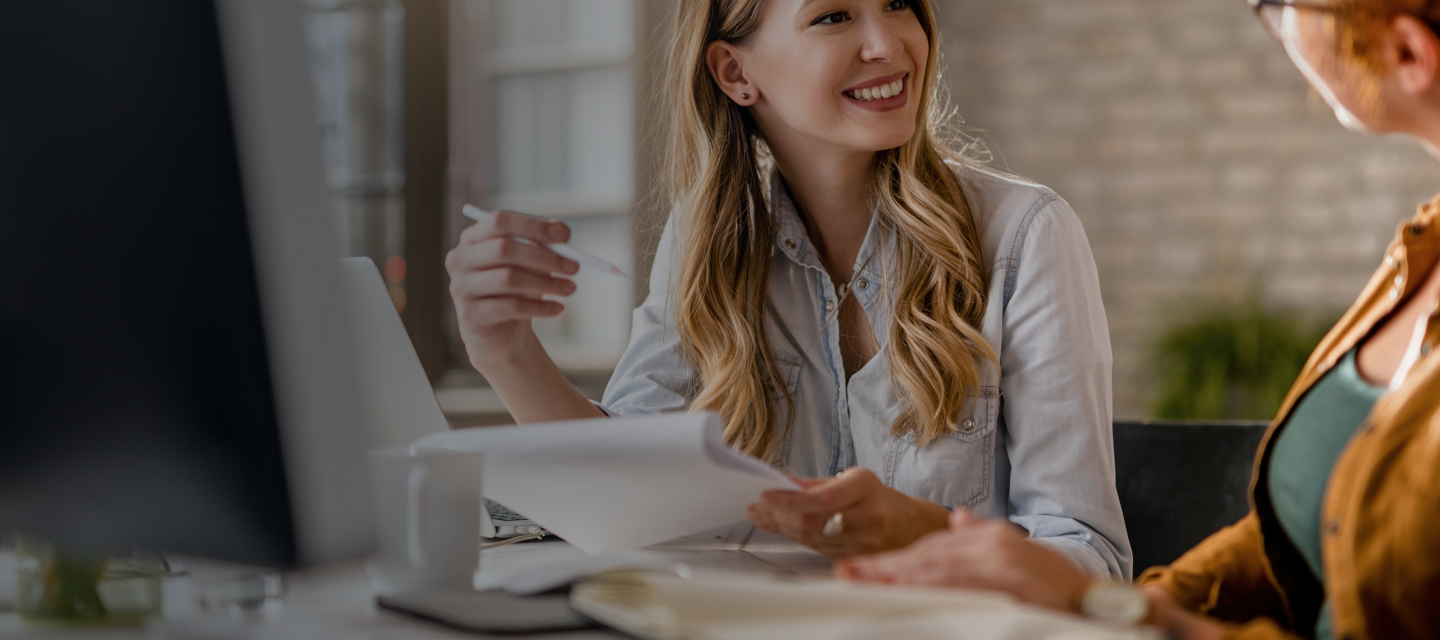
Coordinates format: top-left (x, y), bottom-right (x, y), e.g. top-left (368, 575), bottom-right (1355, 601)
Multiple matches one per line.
top-left (834, 509), bottom-right (1091, 610)
top-left (746, 467), bottom-right (951, 558)
top-left (835, 510), bottom-right (1227, 640)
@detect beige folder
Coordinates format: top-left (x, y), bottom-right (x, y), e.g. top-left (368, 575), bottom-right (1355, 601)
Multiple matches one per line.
top-left (571, 571), bottom-right (1161, 640)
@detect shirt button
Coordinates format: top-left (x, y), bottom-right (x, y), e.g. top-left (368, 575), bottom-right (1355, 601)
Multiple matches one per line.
top-left (825, 300), bottom-right (835, 312)
top-left (1327, 519), bottom-right (1341, 535)
top-left (961, 418), bottom-right (976, 432)
top-left (785, 239), bottom-right (797, 250)
top-left (856, 279), bottom-right (869, 291)
top-left (1390, 287), bottom-right (1401, 300)
top-left (1395, 274), bottom-right (1406, 287)
top-left (1423, 341), bottom-right (1434, 357)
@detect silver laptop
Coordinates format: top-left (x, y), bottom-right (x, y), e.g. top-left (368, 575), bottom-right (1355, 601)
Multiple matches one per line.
top-left (338, 257), bottom-right (547, 540)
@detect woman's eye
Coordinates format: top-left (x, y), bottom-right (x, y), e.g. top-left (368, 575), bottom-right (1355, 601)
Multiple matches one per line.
top-left (884, 0), bottom-right (910, 10)
top-left (812, 11), bottom-right (851, 25)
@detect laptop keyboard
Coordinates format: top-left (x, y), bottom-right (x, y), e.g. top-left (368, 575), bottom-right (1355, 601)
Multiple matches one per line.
top-left (485, 499), bottom-right (530, 523)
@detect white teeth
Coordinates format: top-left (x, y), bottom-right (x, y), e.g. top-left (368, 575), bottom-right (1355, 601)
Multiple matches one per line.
top-left (849, 78), bottom-right (904, 101)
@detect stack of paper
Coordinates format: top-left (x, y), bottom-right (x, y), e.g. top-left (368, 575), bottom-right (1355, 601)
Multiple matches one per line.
top-left (414, 412), bottom-right (802, 555)
top-left (473, 521), bottom-right (833, 595)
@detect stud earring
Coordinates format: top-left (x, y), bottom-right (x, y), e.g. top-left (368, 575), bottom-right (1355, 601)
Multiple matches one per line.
top-left (741, 93), bottom-right (750, 100)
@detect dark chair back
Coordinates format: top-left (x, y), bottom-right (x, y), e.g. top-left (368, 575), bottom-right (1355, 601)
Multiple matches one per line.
top-left (1113, 420), bottom-right (1269, 573)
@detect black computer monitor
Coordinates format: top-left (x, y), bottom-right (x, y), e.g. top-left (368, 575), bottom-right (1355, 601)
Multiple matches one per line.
top-left (0, 0), bottom-right (374, 568)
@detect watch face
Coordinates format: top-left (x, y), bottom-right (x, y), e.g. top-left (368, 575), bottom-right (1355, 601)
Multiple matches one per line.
top-left (1082, 582), bottom-right (1148, 625)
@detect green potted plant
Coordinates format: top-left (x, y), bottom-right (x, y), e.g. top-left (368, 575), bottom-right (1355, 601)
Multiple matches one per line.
top-left (1151, 300), bottom-right (1332, 420)
top-left (13, 536), bottom-right (165, 626)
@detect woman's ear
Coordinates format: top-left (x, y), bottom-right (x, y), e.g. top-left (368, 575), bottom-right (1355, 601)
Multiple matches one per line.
top-left (1388, 15), bottom-right (1440, 97)
top-left (705, 40), bottom-right (757, 106)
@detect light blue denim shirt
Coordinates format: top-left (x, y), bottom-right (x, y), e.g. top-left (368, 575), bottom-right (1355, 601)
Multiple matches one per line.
top-left (600, 162), bottom-right (1132, 580)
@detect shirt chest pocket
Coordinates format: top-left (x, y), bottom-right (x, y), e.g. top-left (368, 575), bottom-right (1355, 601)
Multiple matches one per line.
top-left (884, 385), bottom-right (999, 510)
top-left (769, 350), bottom-right (805, 400)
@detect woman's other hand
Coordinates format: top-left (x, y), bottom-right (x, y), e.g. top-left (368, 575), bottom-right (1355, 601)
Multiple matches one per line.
top-left (1142, 586), bottom-right (1227, 640)
top-left (833, 509), bottom-right (1091, 613)
top-left (837, 512), bottom-right (1229, 639)
top-left (445, 210), bottom-right (581, 369)
top-left (746, 467), bottom-right (950, 558)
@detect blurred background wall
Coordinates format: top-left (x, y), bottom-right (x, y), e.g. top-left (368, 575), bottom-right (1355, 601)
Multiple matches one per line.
top-left (305, 0), bottom-right (450, 385)
top-left (355, 0), bottom-right (1440, 424)
top-left (436, 0), bottom-right (674, 424)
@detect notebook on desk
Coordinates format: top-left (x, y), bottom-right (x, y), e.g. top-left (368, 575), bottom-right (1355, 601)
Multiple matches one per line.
top-left (571, 571), bottom-right (1155, 640)
top-left (338, 257), bottom-right (547, 540)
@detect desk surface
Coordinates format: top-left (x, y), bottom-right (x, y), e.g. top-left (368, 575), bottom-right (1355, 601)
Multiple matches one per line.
top-left (0, 526), bottom-right (831, 639)
top-left (0, 558), bottom-right (620, 640)
top-left (0, 539), bottom-right (1154, 640)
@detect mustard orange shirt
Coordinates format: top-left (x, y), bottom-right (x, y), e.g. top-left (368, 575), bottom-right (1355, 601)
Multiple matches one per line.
top-left (1139, 195), bottom-right (1440, 640)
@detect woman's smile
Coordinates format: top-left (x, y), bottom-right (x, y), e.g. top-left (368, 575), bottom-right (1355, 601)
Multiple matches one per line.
top-left (843, 71), bottom-right (909, 112)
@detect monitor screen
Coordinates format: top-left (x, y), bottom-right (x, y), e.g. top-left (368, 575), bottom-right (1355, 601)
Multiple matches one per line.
top-left (0, 0), bottom-right (373, 567)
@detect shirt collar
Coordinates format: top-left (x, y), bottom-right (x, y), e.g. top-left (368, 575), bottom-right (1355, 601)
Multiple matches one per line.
top-left (768, 166), bottom-right (888, 288)
top-left (1417, 191), bottom-right (1440, 227)
top-left (770, 169), bottom-right (819, 269)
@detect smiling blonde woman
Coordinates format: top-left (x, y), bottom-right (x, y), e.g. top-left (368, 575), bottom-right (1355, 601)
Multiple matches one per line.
top-left (446, 0), bottom-right (1129, 578)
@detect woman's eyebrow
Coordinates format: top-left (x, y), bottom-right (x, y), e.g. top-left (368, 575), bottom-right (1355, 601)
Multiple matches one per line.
top-left (794, 0), bottom-right (847, 28)
top-left (797, 0), bottom-right (838, 17)
top-left (791, 0), bottom-right (827, 29)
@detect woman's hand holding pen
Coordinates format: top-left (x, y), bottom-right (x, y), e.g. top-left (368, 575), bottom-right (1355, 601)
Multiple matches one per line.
top-left (746, 467), bottom-right (951, 558)
top-left (446, 210), bottom-right (581, 369)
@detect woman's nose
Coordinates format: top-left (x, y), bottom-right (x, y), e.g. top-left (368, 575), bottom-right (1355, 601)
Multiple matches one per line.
top-left (858, 19), bottom-right (905, 62)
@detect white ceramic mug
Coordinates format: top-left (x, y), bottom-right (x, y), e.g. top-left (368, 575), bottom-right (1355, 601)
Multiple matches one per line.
top-left (367, 447), bottom-right (482, 595)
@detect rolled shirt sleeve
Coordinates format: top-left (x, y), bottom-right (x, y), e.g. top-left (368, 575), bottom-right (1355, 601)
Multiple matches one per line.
top-left (600, 217), bottom-right (696, 416)
top-left (996, 198), bottom-right (1133, 581)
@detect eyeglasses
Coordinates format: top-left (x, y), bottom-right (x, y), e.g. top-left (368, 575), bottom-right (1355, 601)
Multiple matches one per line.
top-left (1247, 0), bottom-right (1338, 39)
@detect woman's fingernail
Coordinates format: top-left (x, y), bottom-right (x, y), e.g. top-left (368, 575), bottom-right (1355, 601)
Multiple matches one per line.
top-left (563, 281), bottom-right (576, 294)
top-left (549, 222), bottom-right (567, 242)
top-left (563, 259), bottom-right (579, 273)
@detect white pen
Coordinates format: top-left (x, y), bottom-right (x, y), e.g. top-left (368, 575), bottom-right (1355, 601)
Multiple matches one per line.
top-left (462, 204), bottom-right (628, 278)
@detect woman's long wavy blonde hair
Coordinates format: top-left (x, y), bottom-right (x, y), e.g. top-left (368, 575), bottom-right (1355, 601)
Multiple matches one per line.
top-left (664, 0), bottom-right (995, 461)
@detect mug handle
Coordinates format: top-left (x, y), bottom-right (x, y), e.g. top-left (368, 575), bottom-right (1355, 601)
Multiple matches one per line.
top-left (407, 465), bottom-right (429, 569)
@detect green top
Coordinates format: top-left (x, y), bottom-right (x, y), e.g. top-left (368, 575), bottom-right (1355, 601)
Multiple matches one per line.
top-left (1267, 348), bottom-right (1386, 640)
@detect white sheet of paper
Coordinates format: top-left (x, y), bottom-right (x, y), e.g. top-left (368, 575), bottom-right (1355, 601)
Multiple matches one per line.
top-left (472, 523), bottom-right (832, 595)
top-left (414, 412), bottom-right (803, 555)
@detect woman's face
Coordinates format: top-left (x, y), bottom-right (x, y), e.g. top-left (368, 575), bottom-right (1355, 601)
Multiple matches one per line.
top-left (732, 0), bottom-right (930, 155)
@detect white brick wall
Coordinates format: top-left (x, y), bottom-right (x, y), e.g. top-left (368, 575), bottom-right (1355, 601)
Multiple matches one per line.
top-left (935, 0), bottom-right (1440, 417)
